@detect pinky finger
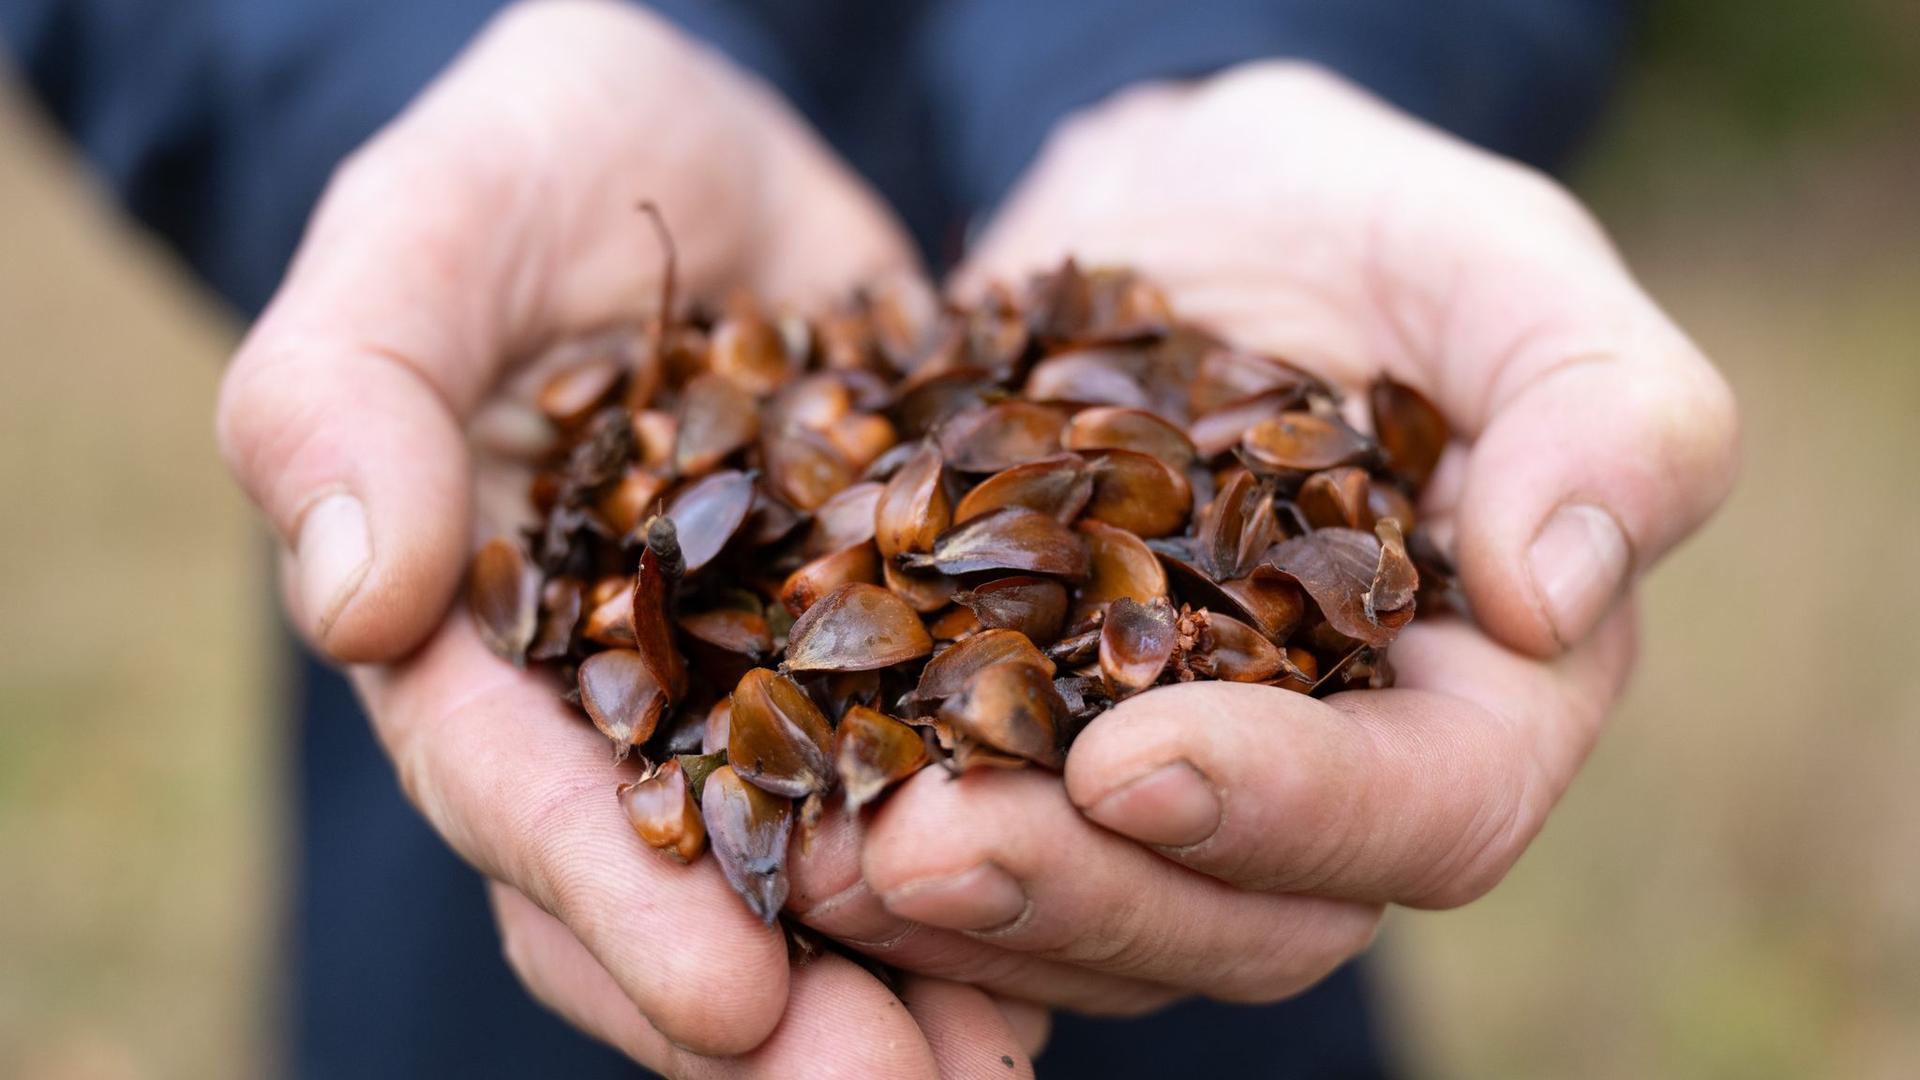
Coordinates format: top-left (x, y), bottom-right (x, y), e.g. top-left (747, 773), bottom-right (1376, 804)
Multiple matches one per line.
top-left (489, 882), bottom-right (950, 1079)
top-left (991, 996), bottom-right (1051, 1060)
top-left (487, 881), bottom-right (677, 1070)
top-left (898, 977), bottom-right (1037, 1079)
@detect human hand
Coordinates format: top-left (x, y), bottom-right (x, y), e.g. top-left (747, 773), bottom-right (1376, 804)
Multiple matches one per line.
top-left (807, 62), bottom-right (1737, 1008)
top-left (215, 2), bottom-right (1039, 1073)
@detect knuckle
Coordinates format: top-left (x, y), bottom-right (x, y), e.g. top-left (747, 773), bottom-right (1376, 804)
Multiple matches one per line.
top-left (1415, 766), bottom-right (1545, 910)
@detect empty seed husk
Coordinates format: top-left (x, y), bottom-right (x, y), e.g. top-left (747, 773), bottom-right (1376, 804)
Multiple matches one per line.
top-left (471, 229), bottom-right (1457, 922)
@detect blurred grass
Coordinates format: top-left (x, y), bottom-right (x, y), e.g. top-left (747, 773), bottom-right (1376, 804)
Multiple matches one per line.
top-left (1383, 3), bottom-right (1920, 1077)
top-left (0, 93), bottom-right (272, 1079)
top-left (1, 3), bottom-right (1917, 1077)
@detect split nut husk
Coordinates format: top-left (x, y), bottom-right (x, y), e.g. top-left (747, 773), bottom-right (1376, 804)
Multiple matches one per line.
top-left (467, 227), bottom-right (1459, 921)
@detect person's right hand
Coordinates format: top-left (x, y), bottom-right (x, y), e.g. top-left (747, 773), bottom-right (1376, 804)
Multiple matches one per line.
top-left (214, 2), bottom-right (1042, 1074)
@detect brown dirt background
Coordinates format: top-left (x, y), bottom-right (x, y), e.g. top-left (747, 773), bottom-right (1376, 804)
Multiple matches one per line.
top-left (2, 5), bottom-right (1916, 1076)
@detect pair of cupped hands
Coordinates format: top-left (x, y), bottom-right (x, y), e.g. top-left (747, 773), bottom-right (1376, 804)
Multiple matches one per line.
top-left (215, 2), bottom-right (1739, 1075)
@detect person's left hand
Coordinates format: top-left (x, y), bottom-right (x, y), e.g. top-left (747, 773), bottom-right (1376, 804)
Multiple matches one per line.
top-left (787, 61), bottom-right (1735, 1012)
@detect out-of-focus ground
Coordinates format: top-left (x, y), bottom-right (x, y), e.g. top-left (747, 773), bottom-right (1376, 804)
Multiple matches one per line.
top-left (0, 3), bottom-right (1915, 1077)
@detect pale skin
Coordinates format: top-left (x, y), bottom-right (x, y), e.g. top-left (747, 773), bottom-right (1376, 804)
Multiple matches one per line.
top-left (215, 1), bottom-right (1740, 1075)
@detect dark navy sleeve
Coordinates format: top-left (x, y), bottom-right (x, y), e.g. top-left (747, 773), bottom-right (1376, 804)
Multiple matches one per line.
top-left (916, 0), bottom-right (1634, 215)
top-left (0, 0), bottom-right (795, 315)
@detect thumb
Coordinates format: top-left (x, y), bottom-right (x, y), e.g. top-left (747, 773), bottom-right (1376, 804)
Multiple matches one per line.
top-left (1414, 179), bottom-right (1742, 657)
top-left (214, 139), bottom-right (510, 662)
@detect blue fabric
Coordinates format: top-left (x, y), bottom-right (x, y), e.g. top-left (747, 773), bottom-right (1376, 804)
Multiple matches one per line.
top-left (1, 2), bottom-right (1631, 1076)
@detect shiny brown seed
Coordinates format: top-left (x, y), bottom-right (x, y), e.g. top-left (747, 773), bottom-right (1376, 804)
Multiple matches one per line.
top-left (529, 576), bottom-right (583, 662)
top-left (1297, 467), bottom-right (1373, 531)
top-left (709, 303), bottom-right (794, 396)
top-left (700, 764), bottom-right (794, 924)
top-left (1217, 569), bottom-right (1307, 642)
top-left (1081, 449), bottom-right (1192, 539)
top-left (673, 372), bottom-right (759, 475)
top-left (936, 401), bottom-right (1068, 473)
top-left (938, 662), bottom-right (1068, 769)
top-left (913, 628), bottom-right (1057, 704)
top-left (702, 698), bottom-right (732, 754)
top-left (783, 582), bottom-right (935, 673)
top-left (596, 467), bottom-right (669, 538)
top-left (953, 455), bottom-right (1094, 524)
top-left (834, 705), bottom-right (930, 813)
top-left (1367, 483), bottom-right (1417, 533)
top-left (663, 469), bottom-right (755, 573)
top-left (780, 542), bottom-right (881, 617)
top-left (728, 668), bottom-right (835, 798)
top-left (823, 412), bottom-right (898, 472)
top-left (927, 604), bottom-right (982, 641)
top-left (803, 481), bottom-right (883, 557)
top-left (882, 561), bottom-right (960, 614)
top-left (469, 538), bottom-right (541, 665)
top-left (678, 607), bottom-right (773, 660)
top-left (1272, 647), bottom-right (1319, 694)
top-left (578, 649), bottom-right (667, 760)
top-left (1074, 520), bottom-right (1170, 623)
top-left (1369, 376), bottom-right (1449, 493)
top-left (906, 506), bottom-right (1091, 579)
top-left (1189, 347), bottom-right (1323, 416)
top-left (1193, 468), bottom-right (1281, 582)
top-left (874, 441), bottom-right (950, 559)
top-left (763, 428), bottom-right (857, 512)
top-left (1064, 406), bottom-right (1197, 471)
top-left (1202, 613), bottom-right (1293, 682)
top-left (953, 576), bottom-right (1070, 644)
top-left (617, 759), bottom-right (706, 863)
top-left (537, 354), bottom-right (624, 428)
top-left (582, 585), bottom-right (637, 648)
top-left (1188, 390), bottom-right (1294, 458)
top-left (894, 368), bottom-right (1000, 439)
top-left (1098, 597), bottom-right (1178, 698)
top-left (629, 409), bottom-right (678, 468)
top-left (629, 528), bottom-right (689, 704)
top-left (1023, 348), bottom-right (1153, 409)
top-left (1241, 411), bottom-right (1376, 474)
top-left (767, 372), bottom-right (852, 432)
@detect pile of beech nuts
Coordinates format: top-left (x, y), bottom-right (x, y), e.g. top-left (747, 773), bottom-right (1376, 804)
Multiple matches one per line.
top-left (469, 212), bottom-right (1456, 922)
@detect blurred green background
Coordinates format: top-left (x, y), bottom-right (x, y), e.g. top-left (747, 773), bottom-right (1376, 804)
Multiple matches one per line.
top-left (1, 3), bottom-right (1916, 1077)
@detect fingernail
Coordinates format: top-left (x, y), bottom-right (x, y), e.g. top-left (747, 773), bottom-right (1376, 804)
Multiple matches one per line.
top-left (1527, 502), bottom-right (1630, 647)
top-left (296, 492), bottom-right (371, 640)
top-left (880, 863), bottom-right (1028, 931)
top-left (1083, 761), bottom-right (1221, 848)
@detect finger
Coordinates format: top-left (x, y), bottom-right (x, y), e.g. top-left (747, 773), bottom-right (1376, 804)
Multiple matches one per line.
top-left (491, 883), bottom-right (946, 1078)
top-left (489, 881), bottom-right (682, 1069)
top-left (898, 977), bottom-right (1036, 1079)
top-left (993, 997), bottom-right (1052, 1059)
top-left (354, 615), bottom-right (790, 1055)
top-left (1379, 177), bottom-right (1741, 655)
top-left (859, 768), bottom-right (1381, 1002)
top-left (1065, 608), bottom-right (1636, 907)
top-left (790, 813), bottom-right (1178, 1016)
